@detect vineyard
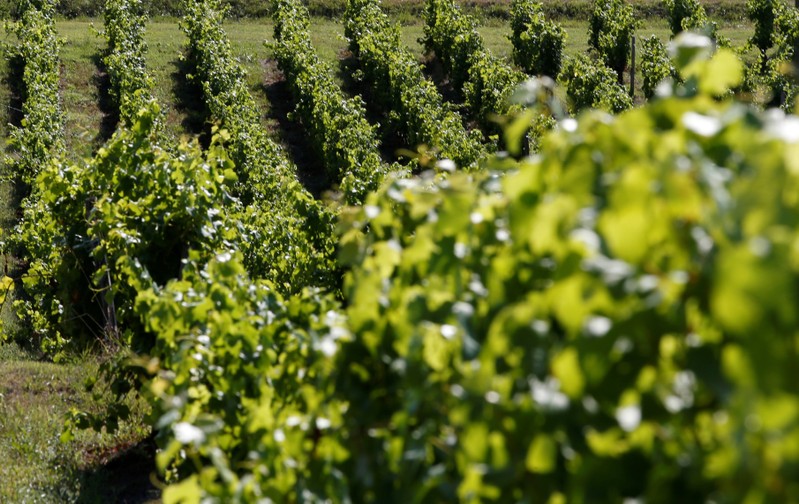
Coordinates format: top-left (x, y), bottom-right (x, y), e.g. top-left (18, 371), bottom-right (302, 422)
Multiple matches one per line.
top-left (1, 0), bottom-right (799, 501)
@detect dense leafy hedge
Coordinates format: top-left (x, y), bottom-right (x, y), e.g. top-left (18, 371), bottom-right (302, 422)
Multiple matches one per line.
top-left (422, 0), bottom-right (526, 130)
top-left (138, 253), bottom-right (348, 501)
top-left (740, 0), bottom-right (799, 108)
top-left (770, 2), bottom-right (799, 105)
top-left (5, 0), bottom-right (64, 186)
top-left (124, 36), bottom-right (799, 503)
top-left (6, 0), bottom-right (229, 357)
top-left (558, 54), bottom-right (632, 113)
top-left (664, 0), bottom-right (712, 35)
top-left (588, 0), bottom-right (638, 83)
top-left (345, 0), bottom-right (485, 168)
top-left (103, 0), bottom-right (154, 127)
top-left (0, 0), bottom-right (266, 17)
top-left (510, 0), bottom-right (566, 78)
top-left (639, 35), bottom-right (675, 99)
top-left (3, 0), bottom-right (201, 354)
top-left (748, 0), bottom-right (778, 70)
top-left (0, 0), bottom-right (754, 20)
top-left (8, 2), bottom-right (799, 502)
top-left (182, 0), bottom-right (336, 293)
top-left (3, 0), bottom-right (67, 348)
top-left (12, 105), bottom-right (235, 354)
top-left (330, 45), bottom-right (799, 502)
top-left (272, 0), bottom-right (395, 204)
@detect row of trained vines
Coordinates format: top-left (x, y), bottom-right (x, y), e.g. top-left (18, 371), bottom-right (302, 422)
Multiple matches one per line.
top-left (4, 0), bottom-right (67, 349)
top-left (422, 0), bottom-right (525, 130)
top-left (344, 0), bottom-right (485, 168)
top-left (6, 0), bottom-right (64, 186)
top-left (2, 0), bottom-right (799, 502)
top-left (272, 0), bottom-right (394, 204)
top-left (6, 0), bottom-right (243, 357)
top-left (181, 0), bottom-right (336, 292)
top-left (103, 0), bottom-right (154, 126)
top-left (130, 37), bottom-right (799, 502)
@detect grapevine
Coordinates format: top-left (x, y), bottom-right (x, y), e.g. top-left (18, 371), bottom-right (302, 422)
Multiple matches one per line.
top-left (272, 0), bottom-right (396, 204)
top-left (423, 0), bottom-right (526, 129)
top-left (345, 0), bottom-right (485, 168)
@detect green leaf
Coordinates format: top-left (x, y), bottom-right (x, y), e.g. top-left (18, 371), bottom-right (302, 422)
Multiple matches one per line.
top-left (552, 347), bottom-right (585, 398)
top-left (526, 435), bottom-right (556, 473)
top-left (699, 48), bottom-right (743, 95)
top-left (504, 109), bottom-right (536, 156)
top-left (162, 474), bottom-right (202, 504)
top-left (462, 422), bottom-right (489, 461)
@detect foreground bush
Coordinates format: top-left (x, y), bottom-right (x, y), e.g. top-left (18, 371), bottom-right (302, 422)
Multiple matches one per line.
top-left (131, 37), bottom-right (799, 503)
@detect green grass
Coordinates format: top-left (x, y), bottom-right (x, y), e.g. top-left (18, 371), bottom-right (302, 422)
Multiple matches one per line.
top-left (42, 17), bottom-right (759, 159)
top-left (0, 342), bottom-right (156, 503)
top-left (301, 0), bottom-right (751, 20)
top-left (59, 22), bottom-right (105, 161)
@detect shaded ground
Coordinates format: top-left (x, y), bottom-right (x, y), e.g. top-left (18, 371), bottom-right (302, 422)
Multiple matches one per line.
top-left (77, 437), bottom-right (161, 504)
top-left (91, 51), bottom-right (120, 145)
top-left (260, 58), bottom-right (333, 198)
top-left (335, 49), bottom-right (419, 165)
top-left (0, 344), bottom-right (158, 503)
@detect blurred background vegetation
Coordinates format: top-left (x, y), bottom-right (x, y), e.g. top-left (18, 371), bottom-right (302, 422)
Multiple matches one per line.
top-left (0, 0), bottom-right (751, 21)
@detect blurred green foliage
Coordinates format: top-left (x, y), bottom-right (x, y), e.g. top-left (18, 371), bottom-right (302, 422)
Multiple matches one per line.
top-left (138, 35), bottom-right (799, 502)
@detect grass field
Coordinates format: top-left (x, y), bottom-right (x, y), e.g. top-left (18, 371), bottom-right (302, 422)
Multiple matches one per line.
top-left (0, 11), bottom-right (758, 501)
top-left (3, 17), bottom-right (757, 160)
top-left (0, 343), bottom-right (156, 502)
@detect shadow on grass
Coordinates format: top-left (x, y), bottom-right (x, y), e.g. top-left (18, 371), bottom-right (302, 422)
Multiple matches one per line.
top-left (90, 52), bottom-right (120, 147)
top-left (74, 437), bottom-right (161, 504)
top-left (0, 357), bottom-right (159, 502)
top-left (171, 51), bottom-right (212, 148)
top-left (258, 58), bottom-right (330, 199)
top-left (6, 53), bottom-right (25, 129)
top-left (335, 51), bottom-right (412, 165)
